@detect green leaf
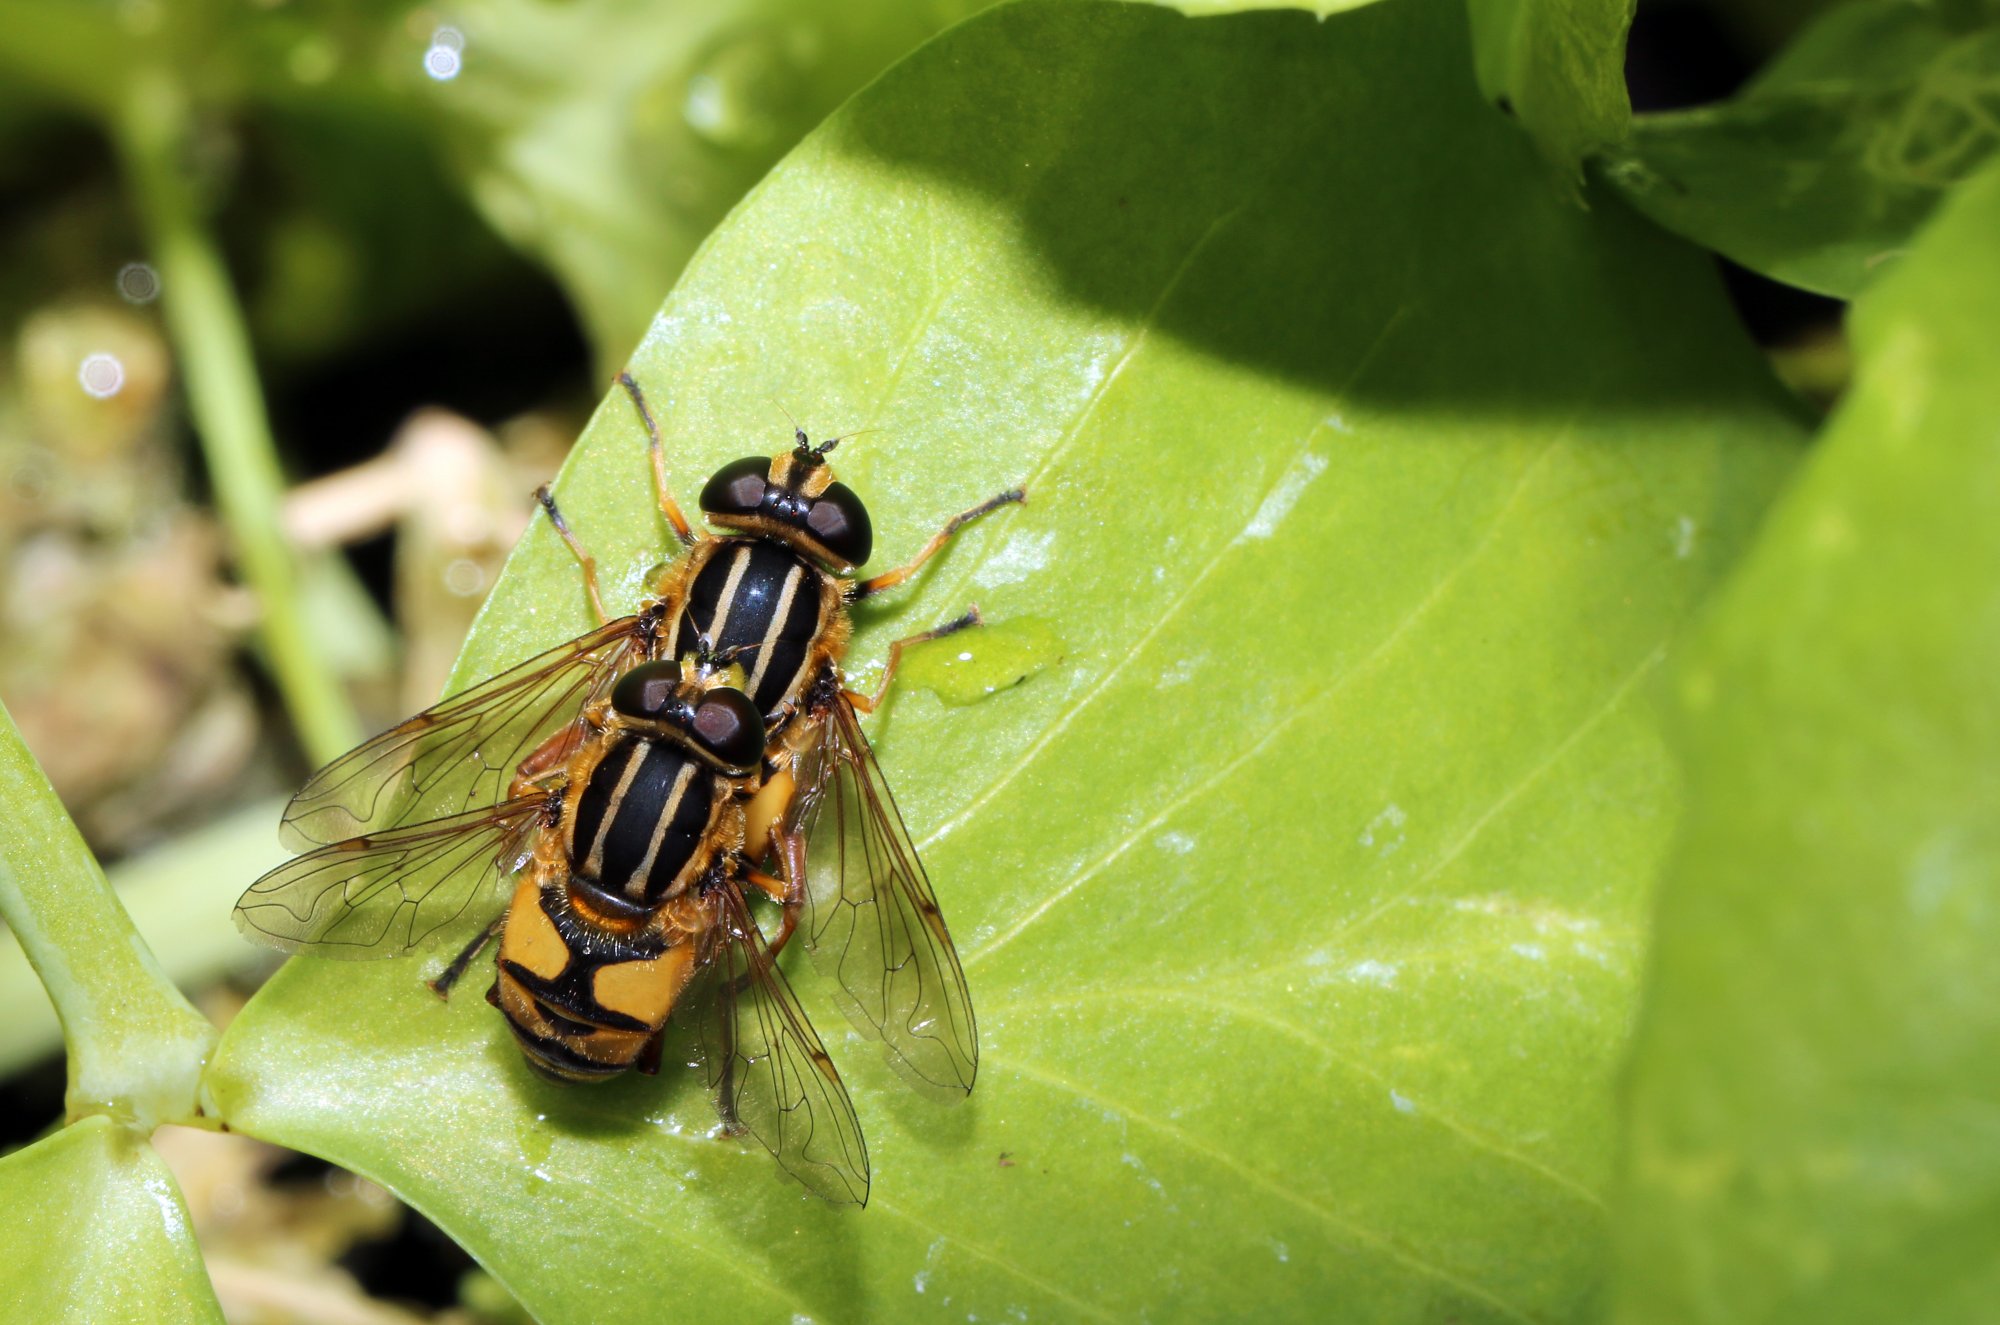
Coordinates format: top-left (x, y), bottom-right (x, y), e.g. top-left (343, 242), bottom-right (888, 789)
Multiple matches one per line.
top-left (1138, 0), bottom-right (1636, 175)
top-left (208, 1), bottom-right (1803, 1320)
top-left (1467, 0), bottom-right (1634, 178)
top-left (1613, 159), bottom-right (2000, 1324)
top-left (420, 0), bottom-right (985, 363)
top-left (0, 798), bottom-right (288, 1078)
top-left (0, 1117), bottom-right (221, 1325)
top-left (1597, 1), bottom-right (2000, 299)
top-left (0, 703), bottom-right (216, 1128)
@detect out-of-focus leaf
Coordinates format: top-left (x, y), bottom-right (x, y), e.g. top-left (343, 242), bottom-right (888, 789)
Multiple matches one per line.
top-left (1468, 0), bottom-right (1634, 178)
top-left (1139, 0), bottom-right (1388, 15)
top-left (0, 1117), bottom-right (221, 1325)
top-left (414, 0), bottom-right (984, 364)
top-left (209, 1), bottom-right (1802, 1321)
top-left (1614, 160), bottom-right (2000, 1323)
top-left (1598, 0), bottom-right (2000, 298)
top-left (1134, 0), bottom-right (1636, 176)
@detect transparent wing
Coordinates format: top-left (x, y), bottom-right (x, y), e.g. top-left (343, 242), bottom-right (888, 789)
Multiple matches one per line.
top-left (235, 795), bottom-right (548, 958)
top-left (282, 617), bottom-right (644, 849)
top-left (788, 693), bottom-right (978, 1097)
top-left (696, 881), bottom-right (870, 1205)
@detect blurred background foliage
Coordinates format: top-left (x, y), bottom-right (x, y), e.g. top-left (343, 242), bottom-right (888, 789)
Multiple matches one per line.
top-left (0, 0), bottom-right (1966, 1317)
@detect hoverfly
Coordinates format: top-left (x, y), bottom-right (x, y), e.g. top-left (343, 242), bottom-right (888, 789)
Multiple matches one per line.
top-left (236, 655), bottom-right (871, 1203)
top-left (264, 374), bottom-right (1022, 1098)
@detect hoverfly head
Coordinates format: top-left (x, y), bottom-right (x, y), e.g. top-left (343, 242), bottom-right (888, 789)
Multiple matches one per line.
top-left (698, 424), bottom-right (874, 574)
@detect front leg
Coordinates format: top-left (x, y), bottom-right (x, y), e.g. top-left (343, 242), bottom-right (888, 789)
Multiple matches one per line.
top-left (507, 698), bottom-right (609, 797)
top-left (849, 488), bottom-right (1025, 600)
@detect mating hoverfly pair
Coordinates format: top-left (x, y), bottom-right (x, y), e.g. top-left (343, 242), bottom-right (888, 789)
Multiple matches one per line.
top-left (234, 374), bottom-right (1025, 1204)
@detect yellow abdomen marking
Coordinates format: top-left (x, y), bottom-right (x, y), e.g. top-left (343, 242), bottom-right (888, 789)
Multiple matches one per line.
top-left (499, 877), bottom-right (569, 981)
top-left (591, 944), bottom-right (698, 1030)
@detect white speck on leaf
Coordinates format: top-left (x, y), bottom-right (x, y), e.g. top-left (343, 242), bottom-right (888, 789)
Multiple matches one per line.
top-left (1358, 803), bottom-right (1406, 855)
top-left (1390, 1090), bottom-right (1417, 1115)
top-left (975, 528), bottom-right (1054, 587)
top-left (1236, 451), bottom-right (1328, 542)
top-left (1512, 943), bottom-right (1547, 961)
top-left (1672, 514), bottom-right (1697, 559)
top-left (1156, 830), bottom-right (1196, 855)
top-left (1346, 959), bottom-right (1399, 987)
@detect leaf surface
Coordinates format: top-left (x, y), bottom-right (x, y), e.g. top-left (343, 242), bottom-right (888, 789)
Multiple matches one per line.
top-left (209, 2), bottom-right (1803, 1321)
top-left (1614, 159), bottom-right (2000, 1324)
top-left (1598, 0), bottom-right (2000, 298)
top-left (0, 1118), bottom-right (220, 1325)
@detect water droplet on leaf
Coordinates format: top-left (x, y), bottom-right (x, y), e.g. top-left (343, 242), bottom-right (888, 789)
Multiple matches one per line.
top-left (899, 615), bottom-right (1062, 706)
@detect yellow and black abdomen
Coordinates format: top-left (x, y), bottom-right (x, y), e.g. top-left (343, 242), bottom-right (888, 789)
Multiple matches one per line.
top-left (670, 539), bottom-right (835, 722)
top-left (492, 875), bottom-right (704, 1082)
top-left (563, 732), bottom-right (721, 906)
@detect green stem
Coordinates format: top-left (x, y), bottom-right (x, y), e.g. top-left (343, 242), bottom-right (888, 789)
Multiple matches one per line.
top-left (116, 69), bottom-right (361, 767)
top-left (0, 703), bottom-right (217, 1128)
top-left (0, 796), bottom-right (290, 1078)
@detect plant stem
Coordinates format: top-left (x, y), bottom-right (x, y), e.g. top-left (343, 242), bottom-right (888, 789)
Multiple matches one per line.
top-left (0, 703), bottom-right (217, 1128)
top-left (0, 796), bottom-right (290, 1077)
top-left (116, 69), bottom-right (362, 767)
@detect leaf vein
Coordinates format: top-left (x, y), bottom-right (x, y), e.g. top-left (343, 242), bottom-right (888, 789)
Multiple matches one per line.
top-left (998, 1054), bottom-right (1553, 1325)
top-left (962, 430), bottom-right (1563, 967)
top-left (992, 983), bottom-right (1606, 1208)
top-left (920, 300), bottom-right (1412, 857)
top-left (871, 1200), bottom-right (1121, 1322)
top-left (1324, 641), bottom-right (1667, 948)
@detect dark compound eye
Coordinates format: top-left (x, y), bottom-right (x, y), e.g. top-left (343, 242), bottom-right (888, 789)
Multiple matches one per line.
top-left (805, 481), bottom-right (872, 567)
top-left (610, 661), bottom-right (684, 721)
top-left (690, 690), bottom-right (765, 771)
top-left (700, 456), bottom-right (773, 517)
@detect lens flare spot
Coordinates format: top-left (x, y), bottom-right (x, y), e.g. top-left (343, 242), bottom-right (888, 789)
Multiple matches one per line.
top-left (78, 353), bottom-right (125, 399)
top-left (116, 262), bottom-right (159, 304)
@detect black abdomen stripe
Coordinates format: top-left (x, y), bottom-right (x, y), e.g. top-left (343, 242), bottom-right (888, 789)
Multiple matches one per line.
top-left (568, 737), bottom-right (714, 903)
top-left (674, 540), bottom-right (826, 719)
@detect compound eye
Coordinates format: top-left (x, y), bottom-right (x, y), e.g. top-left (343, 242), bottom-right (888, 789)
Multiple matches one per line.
top-left (691, 689), bottom-right (765, 771)
top-left (610, 661), bottom-right (683, 721)
top-left (805, 482), bottom-right (873, 567)
top-left (700, 456), bottom-right (773, 516)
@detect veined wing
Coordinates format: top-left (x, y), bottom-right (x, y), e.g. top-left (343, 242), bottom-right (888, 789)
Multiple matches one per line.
top-left (789, 693), bottom-right (978, 1097)
top-left (698, 880), bottom-right (869, 1205)
top-left (235, 795), bottom-right (550, 958)
top-left (282, 616), bottom-right (646, 849)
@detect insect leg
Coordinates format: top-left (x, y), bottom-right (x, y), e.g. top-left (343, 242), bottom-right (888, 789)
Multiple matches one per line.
top-left (849, 487), bottom-right (1025, 600)
top-left (614, 371), bottom-right (697, 548)
top-left (844, 607), bottom-right (983, 714)
top-left (427, 915), bottom-right (505, 1000)
top-left (637, 1029), bottom-right (666, 1076)
top-left (536, 485), bottom-right (611, 625)
top-left (740, 865), bottom-right (803, 961)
